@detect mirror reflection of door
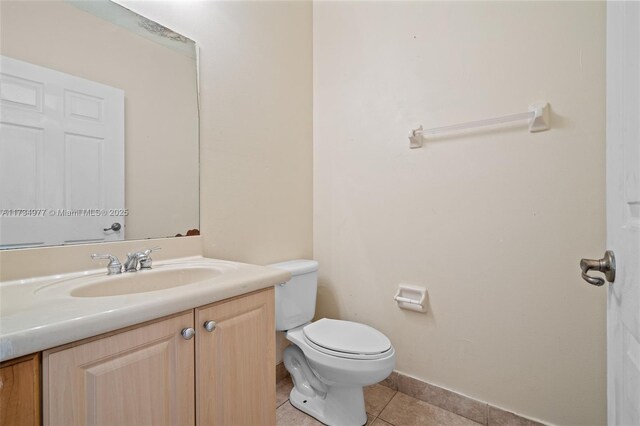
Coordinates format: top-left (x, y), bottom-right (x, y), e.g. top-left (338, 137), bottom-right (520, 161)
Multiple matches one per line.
top-left (0, 56), bottom-right (125, 248)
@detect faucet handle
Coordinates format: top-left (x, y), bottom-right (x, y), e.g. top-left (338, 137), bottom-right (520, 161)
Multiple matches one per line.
top-left (91, 253), bottom-right (122, 275)
top-left (143, 246), bottom-right (161, 256)
top-left (140, 247), bottom-right (161, 269)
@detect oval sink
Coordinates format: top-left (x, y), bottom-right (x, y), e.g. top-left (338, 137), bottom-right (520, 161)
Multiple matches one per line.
top-left (70, 266), bottom-right (223, 297)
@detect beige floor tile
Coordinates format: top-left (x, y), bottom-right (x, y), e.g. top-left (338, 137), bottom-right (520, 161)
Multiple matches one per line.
top-left (276, 362), bottom-right (290, 382)
top-left (276, 376), bottom-right (294, 408)
top-left (371, 418), bottom-right (394, 426)
top-left (379, 393), bottom-right (481, 426)
top-left (365, 384), bottom-right (397, 416)
top-left (276, 401), bottom-right (324, 426)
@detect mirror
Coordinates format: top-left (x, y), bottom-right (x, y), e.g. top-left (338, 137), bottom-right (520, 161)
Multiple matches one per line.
top-left (0, 0), bottom-right (199, 249)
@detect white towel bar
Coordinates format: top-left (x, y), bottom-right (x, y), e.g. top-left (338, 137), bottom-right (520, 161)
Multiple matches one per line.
top-left (409, 102), bottom-right (550, 149)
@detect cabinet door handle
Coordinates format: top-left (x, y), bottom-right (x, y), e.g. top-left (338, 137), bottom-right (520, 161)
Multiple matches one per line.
top-left (203, 320), bottom-right (217, 332)
top-left (181, 327), bottom-right (195, 340)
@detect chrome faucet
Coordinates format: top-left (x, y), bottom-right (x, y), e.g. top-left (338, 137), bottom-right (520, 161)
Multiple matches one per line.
top-left (91, 253), bottom-right (123, 275)
top-left (124, 252), bottom-right (145, 272)
top-left (124, 247), bottom-right (161, 272)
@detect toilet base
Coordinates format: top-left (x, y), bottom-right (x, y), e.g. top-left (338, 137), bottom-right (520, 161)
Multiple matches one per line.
top-left (284, 345), bottom-right (368, 426)
top-left (289, 384), bottom-right (367, 426)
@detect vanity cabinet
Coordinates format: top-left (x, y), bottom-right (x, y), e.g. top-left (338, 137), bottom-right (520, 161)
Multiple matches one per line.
top-left (0, 353), bottom-right (41, 426)
top-left (42, 287), bottom-right (275, 426)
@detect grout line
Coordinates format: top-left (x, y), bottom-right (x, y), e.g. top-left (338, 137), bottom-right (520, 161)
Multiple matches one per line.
top-left (375, 390), bottom-right (398, 424)
top-left (389, 390), bottom-right (487, 426)
top-left (483, 403), bottom-right (489, 426)
top-left (275, 376), bottom-right (293, 410)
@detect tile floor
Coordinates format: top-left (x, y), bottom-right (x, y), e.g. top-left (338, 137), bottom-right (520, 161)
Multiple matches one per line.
top-left (276, 377), bottom-right (482, 426)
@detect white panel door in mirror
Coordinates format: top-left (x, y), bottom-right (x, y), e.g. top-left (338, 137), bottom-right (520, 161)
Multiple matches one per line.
top-left (0, 56), bottom-right (124, 248)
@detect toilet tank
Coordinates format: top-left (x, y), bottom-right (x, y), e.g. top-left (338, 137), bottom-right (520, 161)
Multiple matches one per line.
top-left (269, 259), bottom-right (318, 331)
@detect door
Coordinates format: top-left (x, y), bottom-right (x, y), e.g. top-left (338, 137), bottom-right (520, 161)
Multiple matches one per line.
top-left (196, 288), bottom-right (275, 426)
top-left (607, 2), bottom-right (640, 424)
top-left (0, 55), bottom-right (124, 248)
top-left (43, 312), bottom-right (195, 426)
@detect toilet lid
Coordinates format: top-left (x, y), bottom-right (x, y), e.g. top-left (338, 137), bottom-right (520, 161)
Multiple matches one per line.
top-left (303, 319), bottom-right (391, 358)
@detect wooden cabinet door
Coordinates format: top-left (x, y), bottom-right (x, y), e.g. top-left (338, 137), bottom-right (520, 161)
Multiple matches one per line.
top-left (0, 353), bottom-right (41, 426)
top-left (196, 288), bottom-right (275, 426)
top-left (43, 311), bottom-right (195, 426)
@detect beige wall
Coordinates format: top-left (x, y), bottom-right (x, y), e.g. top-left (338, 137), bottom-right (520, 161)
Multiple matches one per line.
top-left (0, 0), bottom-right (199, 240)
top-left (313, 2), bottom-right (606, 425)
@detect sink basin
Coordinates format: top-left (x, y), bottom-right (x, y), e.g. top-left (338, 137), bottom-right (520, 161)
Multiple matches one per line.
top-left (70, 266), bottom-right (225, 297)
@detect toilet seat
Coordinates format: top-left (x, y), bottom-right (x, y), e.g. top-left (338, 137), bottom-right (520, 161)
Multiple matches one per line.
top-left (303, 319), bottom-right (392, 360)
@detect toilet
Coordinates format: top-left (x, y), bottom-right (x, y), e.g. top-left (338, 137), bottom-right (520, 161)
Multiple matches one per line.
top-left (270, 259), bottom-right (396, 426)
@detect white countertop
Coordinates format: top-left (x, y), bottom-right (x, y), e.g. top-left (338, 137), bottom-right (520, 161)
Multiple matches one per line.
top-left (0, 256), bottom-right (290, 362)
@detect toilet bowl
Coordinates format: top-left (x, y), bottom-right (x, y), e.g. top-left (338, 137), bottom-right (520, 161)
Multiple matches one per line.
top-left (270, 260), bottom-right (396, 426)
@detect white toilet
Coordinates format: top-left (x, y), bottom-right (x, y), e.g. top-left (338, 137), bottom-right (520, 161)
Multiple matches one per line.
top-left (270, 259), bottom-right (396, 426)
